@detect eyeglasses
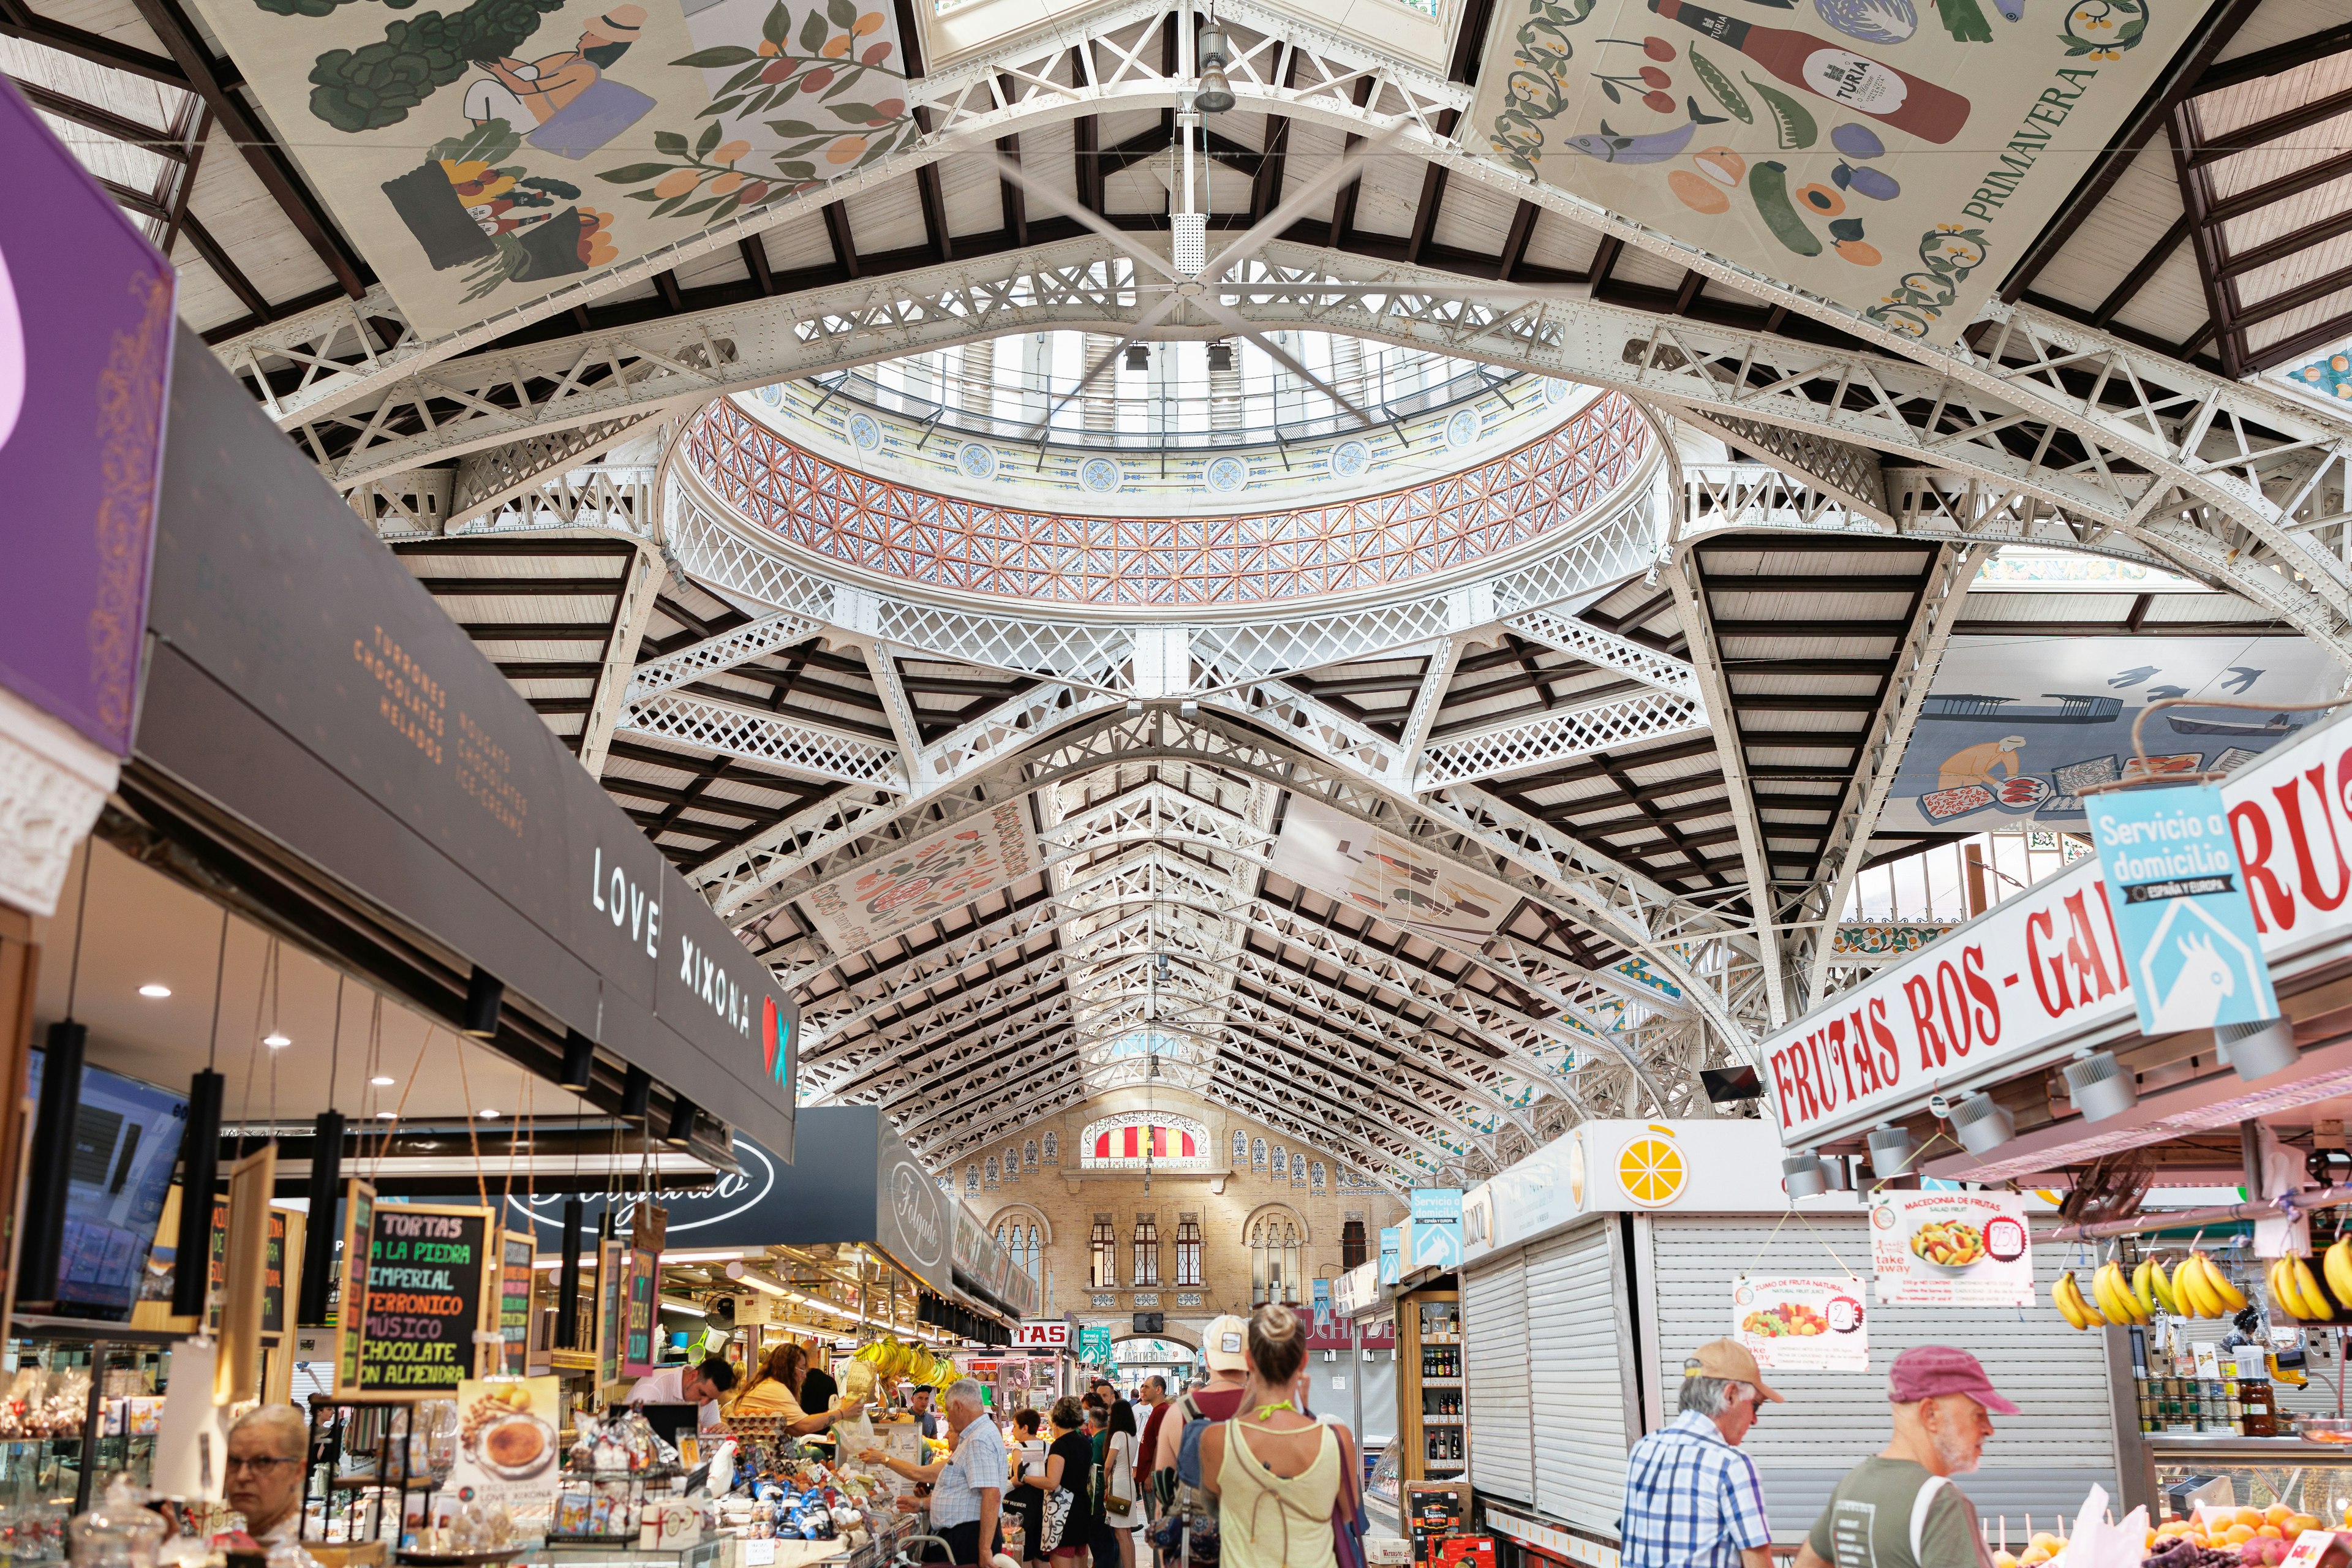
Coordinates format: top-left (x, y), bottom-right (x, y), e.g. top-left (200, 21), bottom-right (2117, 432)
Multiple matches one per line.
top-left (225, 1457), bottom-right (301, 1473)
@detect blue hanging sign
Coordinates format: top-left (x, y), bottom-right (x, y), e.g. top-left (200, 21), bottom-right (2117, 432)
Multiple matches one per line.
top-left (1408, 1189), bottom-right (1463, 1272)
top-left (2086, 782), bottom-right (2280, 1035)
top-left (1378, 1226), bottom-right (1400, 1286)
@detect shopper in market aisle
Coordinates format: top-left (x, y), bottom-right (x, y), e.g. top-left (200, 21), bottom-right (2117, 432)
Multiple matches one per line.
top-left (1093, 1393), bottom-right (1145, 1568)
top-left (1135, 1376), bottom-right (1170, 1552)
top-left (1195, 1303), bottom-right (1355, 1568)
top-left (1019, 1395), bottom-right (1099, 1560)
top-left (1152, 1316), bottom-right (1251, 1474)
top-left (909, 1381), bottom-right (943, 1439)
top-left (1620, 1340), bottom-right (1782, 1568)
top-left (798, 1337), bottom-right (839, 1417)
top-left (1793, 1346), bottom-right (2015, 1568)
top-left (1010, 1408), bottom-right (1050, 1568)
top-left (858, 1376), bottom-right (1007, 1564)
top-left (224, 1405), bottom-right (314, 1551)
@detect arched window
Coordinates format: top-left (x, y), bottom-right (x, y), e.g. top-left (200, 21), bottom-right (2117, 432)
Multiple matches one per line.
top-left (1311, 1161), bottom-right (1327, 1194)
top-left (1232, 1130), bottom-right (1248, 1166)
top-left (1272, 1146), bottom-right (1287, 1177)
top-left (1251, 1139), bottom-right (1267, 1170)
top-left (1175, 1217), bottom-right (1203, 1287)
top-left (1043, 1132), bottom-right (1059, 1166)
top-left (1133, 1214), bottom-right (1159, 1286)
top-left (1090, 1216), bottom-right (1118, 1289)
top-left (1341, 1219), bottom-right (1368, 1270)
top-left (1024, 1139), bottom-right (1039, 1172)
top-left (984, 1156), bottom-right (1000, 1189)
top-left (965, 1163), bottom-right (980, 1195)
top-left (1250, 1215), bottom-right (1302, 1305)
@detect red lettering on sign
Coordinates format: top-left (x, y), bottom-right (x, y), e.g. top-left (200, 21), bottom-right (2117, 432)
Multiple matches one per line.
top-left (1845, 1008), bottom-right (1880, 1096)
top-left (1868, 997), bottom-right (1901, 1089)
top-left (1962, 943), bottom-right (2001, 1047)
top-left (2062, 889), bottom-right (2117, 1004)
top-left (1824, 1017), bottom-right (1860, 1102)
top-left (1934, 960), bottom-right (1974, 1058)
top-left (1904, 974), bottom-right (1948, 1069)
top-left (1768, 1047), bottom-right (1801, 1127)
top-left (2027, 908), bottom-right (2069, 1017)
top-left (2278, 764), bottom-right (2350, 913)
top-left (1783, 1043), bottom-right (1822, 1122)
top-left (1807, 1035), bottom-right (1842, 1112)
top-left (2233, 798), bottom-right (2293, 932)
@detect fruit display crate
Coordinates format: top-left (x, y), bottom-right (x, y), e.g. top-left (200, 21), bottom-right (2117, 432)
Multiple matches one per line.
top-left (2146, 1435), bottom-right (2352, 1528)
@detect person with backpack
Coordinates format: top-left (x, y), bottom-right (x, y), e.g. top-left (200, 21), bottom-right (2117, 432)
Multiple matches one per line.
top-left (1152, 1316), bottom-right (1251, 1475)
top-left (1148, 1318), bottom-right (1253, 1567)
top-left (1194, 1304), bottom-right (1358, 1568)
top-left (1792, 1346), bottom-right (2014, 1568)
top-left (1015, 1395), bottom-right (1098, 1562)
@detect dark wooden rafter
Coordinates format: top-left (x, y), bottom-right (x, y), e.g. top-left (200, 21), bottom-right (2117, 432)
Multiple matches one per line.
top-left (739, 235), bottom-right (776, 295)
top-left (1498, 201), bottom-right (1538, 279)
top-left (822, 201), bottom-right (861, 277)
top-left (11, 77), bottom-right (183, 153)
top-left (1998, 0), bottom-right (2262, 303)
top-left (118, 0), bottom-right (371, 298)
top-left (160, 106), bottom-right (210, 255)
top-left (1328, 75), bottom-right (1379, 243)
top-left (1402, 109), bottom-right (1460, 264)
top-left (0, 4), bottom-right (184, 85)
top-left (2168, 98), bottom-right (2244, 378)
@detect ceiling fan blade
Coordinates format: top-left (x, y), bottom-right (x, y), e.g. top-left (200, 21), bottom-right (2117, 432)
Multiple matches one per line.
top-left (987, 151), bottom-right (1184, 283)
top-left (1020, 291), bottom-right (1187, 440)
top-left (1195, 296), bottom-right (1378, 429)
top-left (1200, 121), bottom-right (1408, 279)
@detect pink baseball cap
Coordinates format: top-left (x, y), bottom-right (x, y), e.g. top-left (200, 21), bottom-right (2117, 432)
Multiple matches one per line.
top-left (1887, 1346), bottom-right (2019, 1415)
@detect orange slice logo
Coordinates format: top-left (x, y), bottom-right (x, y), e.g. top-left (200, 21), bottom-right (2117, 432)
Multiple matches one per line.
top-left (1616, 1128), bottom-right (1687, 1208)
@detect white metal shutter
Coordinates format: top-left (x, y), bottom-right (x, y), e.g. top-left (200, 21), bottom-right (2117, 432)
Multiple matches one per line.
top-left (1464, 1248), bottom-right (1534, 1506)
top-left (1528, 1219), bottom-right (1630, 1532)
top-left (1644, 1212), bottom-right (2117, 1540)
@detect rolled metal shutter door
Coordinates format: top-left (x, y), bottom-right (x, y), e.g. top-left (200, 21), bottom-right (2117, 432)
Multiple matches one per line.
top-left (1529, 1218), bottom-right (1633, 1532)
top-left (1464, 1246), bottom-right (1534, 1507)
top-left (1643, 1212), bottom-right (2118, 1539)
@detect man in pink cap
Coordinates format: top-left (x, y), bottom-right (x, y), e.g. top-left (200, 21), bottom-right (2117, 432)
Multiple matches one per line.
top-left (1795, 1346), bottom-right (2017, 1568)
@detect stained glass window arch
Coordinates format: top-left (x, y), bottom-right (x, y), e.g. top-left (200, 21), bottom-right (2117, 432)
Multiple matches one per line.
top-left (1232, 1130), bottom-right (1248, 1166)
top-left (1249, 1212), bottom-right (1303, 1305)
top-left (1079, 1112), bottom-right (1210, 1169)
top-left (1043, 1132), bottom-right (1058, 1165)
top-left (1024, 1139), bottom-right (1039, 1172)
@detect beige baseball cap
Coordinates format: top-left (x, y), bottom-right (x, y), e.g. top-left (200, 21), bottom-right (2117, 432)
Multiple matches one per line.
top-left (1202, 1314), bottom-right (1250, 1372)
top-left (1684, 1338), bottom-right (1784, 1402)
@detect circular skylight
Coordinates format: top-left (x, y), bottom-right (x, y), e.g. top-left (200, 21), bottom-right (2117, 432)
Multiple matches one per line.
top-left (813, 330), bottom-right (1522, 452)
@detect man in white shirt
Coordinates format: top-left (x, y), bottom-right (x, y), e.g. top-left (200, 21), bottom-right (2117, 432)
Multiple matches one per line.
top-left (627, 1355), bottom-right (737, 1433)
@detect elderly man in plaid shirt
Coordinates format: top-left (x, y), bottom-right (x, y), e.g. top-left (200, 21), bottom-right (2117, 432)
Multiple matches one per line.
top-left (1621, 1340), bottom-right (1785, 1568)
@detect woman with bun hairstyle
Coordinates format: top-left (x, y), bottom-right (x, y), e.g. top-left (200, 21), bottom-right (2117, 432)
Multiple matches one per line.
top-left (1197, 1304), bottom-right (1357, 1568)
top-left (1017, 1395), bottom-right (1097, 1560)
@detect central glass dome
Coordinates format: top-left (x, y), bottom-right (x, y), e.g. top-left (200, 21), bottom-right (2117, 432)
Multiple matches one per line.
top-left (816, 330), bottom-right (1518, 452)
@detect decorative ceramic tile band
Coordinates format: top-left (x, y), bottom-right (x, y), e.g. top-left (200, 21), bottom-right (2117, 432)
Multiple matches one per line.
top-left (680, 391), bottom-right (1651, 607)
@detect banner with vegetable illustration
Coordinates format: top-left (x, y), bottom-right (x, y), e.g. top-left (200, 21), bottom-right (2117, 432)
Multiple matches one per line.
top-left (189, 0), bottom-right (914, 336)
top-left (1469, 0), bottom-right (2220, 341)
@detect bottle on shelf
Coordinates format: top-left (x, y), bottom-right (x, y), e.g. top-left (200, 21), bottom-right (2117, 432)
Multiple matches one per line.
top-left (1645, 0), bottom-right (1969, 144)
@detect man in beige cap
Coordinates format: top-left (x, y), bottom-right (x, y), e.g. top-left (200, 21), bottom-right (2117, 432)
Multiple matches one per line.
top-left (1153, 1314), bottom-right (1250, 1473)
top-left (1620, 1340), bottom-right (1785, 1568)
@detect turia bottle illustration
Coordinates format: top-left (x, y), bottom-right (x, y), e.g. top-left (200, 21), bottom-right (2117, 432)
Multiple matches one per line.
top-left (1647, 0), bottom-right (1970, 143)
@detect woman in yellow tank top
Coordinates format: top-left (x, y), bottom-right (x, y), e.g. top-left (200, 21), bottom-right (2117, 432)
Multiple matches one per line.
top-left (1198, 1305), bottom-right (1359, 1568)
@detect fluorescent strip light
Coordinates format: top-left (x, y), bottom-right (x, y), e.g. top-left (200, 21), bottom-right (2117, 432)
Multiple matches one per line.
top-left (660, 1297), bottom-right (707, 1317)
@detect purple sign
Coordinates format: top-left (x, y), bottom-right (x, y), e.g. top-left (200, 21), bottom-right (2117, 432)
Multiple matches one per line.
top-left (0, 75), bottom-right (176, 756)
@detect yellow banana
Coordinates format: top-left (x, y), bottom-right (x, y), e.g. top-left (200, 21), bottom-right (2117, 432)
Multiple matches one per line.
top-left (2075, 1272), bottom-right (2109, 1327)
top-left (2205, 1254), bottom-right (2249, 1311)
top-left (2186, 1254), bottom-right (2227, 1317)
top-left (2270, 1258), bottom-right (2305, 1320)
top-left (2053, 1272), bottom-right (2088, 1330)
top-left (2149, 1257), bottom-right (2180, 1316)
top-left (2133, 1259), bottom-right (2161, 1320)
top-left (2093, 1262), bottom-right (2129, 1324)
top-left (2328, 1238), bottom-right (2352, 1310)
top-left (2297, 1256), bottom-right (2335, 1322)
top-left (2118, 1262), bottom-right (2154, 1324)
top-left (2103, 1262), bottom-right (2148, 1325)
top-left (2177, 1254), bottom-right (2217, 1317)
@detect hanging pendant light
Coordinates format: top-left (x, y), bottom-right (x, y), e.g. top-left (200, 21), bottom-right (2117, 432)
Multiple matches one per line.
top-left (1196, 22), bottom-right (1234, 112)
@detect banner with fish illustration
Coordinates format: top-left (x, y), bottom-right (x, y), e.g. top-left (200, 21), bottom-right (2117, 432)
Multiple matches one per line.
top-left (187, 0), bottom-right (915, 337)
top-left (1879, 635), bottom-right (2340, 832)
top-left (1468, 0), bottom-right (2221, 342)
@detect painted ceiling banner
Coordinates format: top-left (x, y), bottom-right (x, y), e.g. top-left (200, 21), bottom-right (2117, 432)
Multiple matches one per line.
top-left (802, 799), bottom-right (1039, 951)
top-left (186, 0), bottom-right (914, 335)
top-left (1877, 636), bottom-right (2341, 832)
top-left (1269, 797), bottom-right (1524, 942)
top-left (1468, 0), bottom-right (2223, 342)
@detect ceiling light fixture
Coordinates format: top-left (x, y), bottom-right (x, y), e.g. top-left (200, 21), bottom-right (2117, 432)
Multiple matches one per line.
top-left (461, 968), bottom-right (503, 1039)
top-left (1124, 344), bottom-right (1148, 371)
top-left (370, 1076), bottom-right (395, 1087)
top-left (1206, 341), bottom-right (1234, 372)
top-left (138, 984), bottom-right (171, 999)
top-left (479, 1108), bottom-right (500, 1118)
top-left (1195, 21), bottom-right (1234, 112)
top-left (377, 1110), bottom-right (398, 1120)
top-left (264, 1033), bottom-right (291, 1048)
top-left (1949, 1090), bottom-right (2016, 1155)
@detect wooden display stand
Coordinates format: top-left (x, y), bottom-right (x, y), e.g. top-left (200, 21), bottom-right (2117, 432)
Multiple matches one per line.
top-left (1395, 1286), bottom-right (1461, 1483)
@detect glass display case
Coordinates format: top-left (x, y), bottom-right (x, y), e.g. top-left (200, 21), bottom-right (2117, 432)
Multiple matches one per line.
top-left (2147, 1436), bottom-right (2352, 1526)
top-left (0, 1319), bottom-right (180, 1566)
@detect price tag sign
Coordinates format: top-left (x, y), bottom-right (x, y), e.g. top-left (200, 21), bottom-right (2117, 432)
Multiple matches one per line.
top-left (1733, 1275), bottom-right (1868, 1371)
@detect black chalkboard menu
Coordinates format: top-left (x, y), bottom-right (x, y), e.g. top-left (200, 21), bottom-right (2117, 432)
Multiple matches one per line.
top-left (499, 1231), bottom-right (534, 1376)
top-left (340, 1201), bottom-right (495, 1396)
